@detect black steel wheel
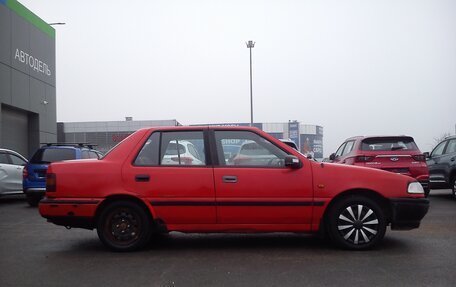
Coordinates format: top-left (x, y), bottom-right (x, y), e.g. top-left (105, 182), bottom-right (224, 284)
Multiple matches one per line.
top-left (327, 196), bottom-right (387, 250)
top-left (97, 201), bottom-right (152, 251)
top-left (26, 195), bottom-right (41, 207)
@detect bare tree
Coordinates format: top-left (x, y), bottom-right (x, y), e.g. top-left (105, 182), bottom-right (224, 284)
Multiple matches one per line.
top-left (434, 132), bottom-right (451, 146)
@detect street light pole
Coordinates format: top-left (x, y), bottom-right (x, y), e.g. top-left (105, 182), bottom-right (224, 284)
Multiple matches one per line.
top-left (246, 40), bottom-right (255, 126)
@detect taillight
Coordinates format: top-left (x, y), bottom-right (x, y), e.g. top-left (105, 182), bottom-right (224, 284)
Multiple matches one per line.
top-left (46, 173), bottom-right (56, 192)
top-left (355, 155), bottom-right (374, 162)
top-left (23, 167), bottom-right (28, 179)
top-left (412, 154), bottom-right (426, 162)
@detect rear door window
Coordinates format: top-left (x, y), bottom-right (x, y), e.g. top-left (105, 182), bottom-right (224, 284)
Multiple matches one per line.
top-left (160, 132), bottom-right (206, 166)
top-left (431, 141), bottom-right (447, 157)
top-left (134, 131), bottom-right (206, 166)
top-left (81, 151), bottom-right (90, 159)
top-left (445, 139), bottom-right (456, 154)
top-left (0, 152), bottom-right (9, 164)
top-left (361, 137), bottom-right (418, 151)
top-left (342, 141), bottom-right (355, 155)
top-left (89, 151), bottom-right (101, 159)
top-left (10, 154), bottom-right (27, 166)
top-left (335, 143), bottom-right (347, 157)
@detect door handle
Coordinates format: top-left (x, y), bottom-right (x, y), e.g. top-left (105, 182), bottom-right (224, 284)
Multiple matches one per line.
top-left (135, 174), bottom-right (150, 182)
top-left (222, 175), bottom-right (238, 183)
top-left (451, 157), bottom-right (455, 162)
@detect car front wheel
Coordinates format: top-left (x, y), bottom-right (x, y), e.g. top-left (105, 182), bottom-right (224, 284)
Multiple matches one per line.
top-left (327, 195), bottom-right (387, 250)
top-left (97, 201), bottom-right (152, 252)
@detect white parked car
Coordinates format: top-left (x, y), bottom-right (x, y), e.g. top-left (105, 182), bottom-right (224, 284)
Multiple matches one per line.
top-left (161, 140), bottom-right (204, 165)
top-left (0, 148), bottom-right (28, 196)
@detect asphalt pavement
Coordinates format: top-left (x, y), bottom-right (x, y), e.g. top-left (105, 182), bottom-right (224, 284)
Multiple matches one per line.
top-left (0, 190), bottom-right (455, 287)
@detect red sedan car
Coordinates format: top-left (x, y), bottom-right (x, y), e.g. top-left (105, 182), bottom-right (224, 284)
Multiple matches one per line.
top-left (39, 126), bottom-right (429, 251)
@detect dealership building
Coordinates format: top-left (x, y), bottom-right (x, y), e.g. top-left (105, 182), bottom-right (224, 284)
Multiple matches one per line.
top-left (0, 0), bottom-right (56, 157)
top-left (57, 120), bottom-right (324, 159)
top-left (0, 1), bottom-right (324, 159)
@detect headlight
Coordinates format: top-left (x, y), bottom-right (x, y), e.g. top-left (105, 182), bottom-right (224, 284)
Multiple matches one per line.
top-left (408, 182), bottom-right (424, 194)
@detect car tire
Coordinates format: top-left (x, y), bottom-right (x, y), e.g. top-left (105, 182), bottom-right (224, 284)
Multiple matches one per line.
top-left (97, 201), bottom-right (152, 252)
top-left (326, 195), bottom-right (387, 250)
top-left (26, 195), bottom-right (41, 207)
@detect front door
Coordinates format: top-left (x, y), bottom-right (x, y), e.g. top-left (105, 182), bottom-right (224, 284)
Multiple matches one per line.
top-left (427, 140), bottom-right (448, 184)
top-left (212, 130), bottom-right (314, 225)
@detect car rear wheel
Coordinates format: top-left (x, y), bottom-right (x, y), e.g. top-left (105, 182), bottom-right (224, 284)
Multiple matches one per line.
top-left (327, 195), bottom-right (387, 250)
top-left (97, 201), bottom-right (152, 252)
top-left (26, 195), bottom-right (41, 207)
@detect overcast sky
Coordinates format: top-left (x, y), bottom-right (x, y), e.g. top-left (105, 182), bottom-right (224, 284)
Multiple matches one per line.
top-left (20, 0), bottom-right (456, 155)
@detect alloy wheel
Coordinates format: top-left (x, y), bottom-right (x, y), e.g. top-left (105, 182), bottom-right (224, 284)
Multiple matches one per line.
top-left (337, 204), bottom-right (379, 245)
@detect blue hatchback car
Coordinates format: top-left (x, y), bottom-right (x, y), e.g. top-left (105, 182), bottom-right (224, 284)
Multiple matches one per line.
top-left (23, 143), bottom-right (102, 206)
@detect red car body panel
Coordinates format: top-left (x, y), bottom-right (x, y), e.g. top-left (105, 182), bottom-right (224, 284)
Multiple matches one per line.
top-left (39, 126), bottom-right (427, 238)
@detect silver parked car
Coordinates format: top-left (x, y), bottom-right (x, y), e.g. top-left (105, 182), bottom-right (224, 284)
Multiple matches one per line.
top-left (0, 148), bottom-right (27, 196)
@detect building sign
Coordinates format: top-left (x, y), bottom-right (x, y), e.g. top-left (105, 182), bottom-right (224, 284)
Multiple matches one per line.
top-left (14, 48), bottom-right (52, 76)
top-left (288, 121), bottom-right (300, 147)
top-left (300, 134), bottom-right (323, 159)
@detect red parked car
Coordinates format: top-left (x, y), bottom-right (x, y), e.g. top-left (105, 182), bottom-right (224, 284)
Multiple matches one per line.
top-left (39, 127), bottom-right (429, 251)
top-left (330, 136), bottom-right (430, 196)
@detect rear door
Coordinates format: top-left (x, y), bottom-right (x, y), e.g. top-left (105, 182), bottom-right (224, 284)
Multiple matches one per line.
top-left (123, 129), bottom-right (216, 224)
top-left (212, 130), bottom-right (314, 225)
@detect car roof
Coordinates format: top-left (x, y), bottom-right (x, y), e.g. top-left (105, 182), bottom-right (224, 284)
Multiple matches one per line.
top-left (0, 149), bottom-right (28, 161)
top-left (0, 148), bottom-right (26, 156)
top-left (39, 143), bottom-right (99, 151)
top-left (345, 135), bottom-right (415, 141)
top-left (137, 126), bottom-right (261, 132)
top-left (0, 148), bottom-right (18, 153)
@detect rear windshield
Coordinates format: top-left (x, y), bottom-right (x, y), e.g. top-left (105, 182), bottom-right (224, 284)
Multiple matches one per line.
top-left (361, 137), bottom-right (418, 151)
top-left (30, 148), bottom-right (76, 164)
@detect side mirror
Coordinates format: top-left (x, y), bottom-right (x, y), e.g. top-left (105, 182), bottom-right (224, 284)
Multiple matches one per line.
top-left (423, 152), bottom-right (430, 159)
top-left (329, 153), bottom-right (336, 161)
top-left (284, 155), bottom-right (302, 169)
top-left (306, 154), bottom-right (313, 160)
